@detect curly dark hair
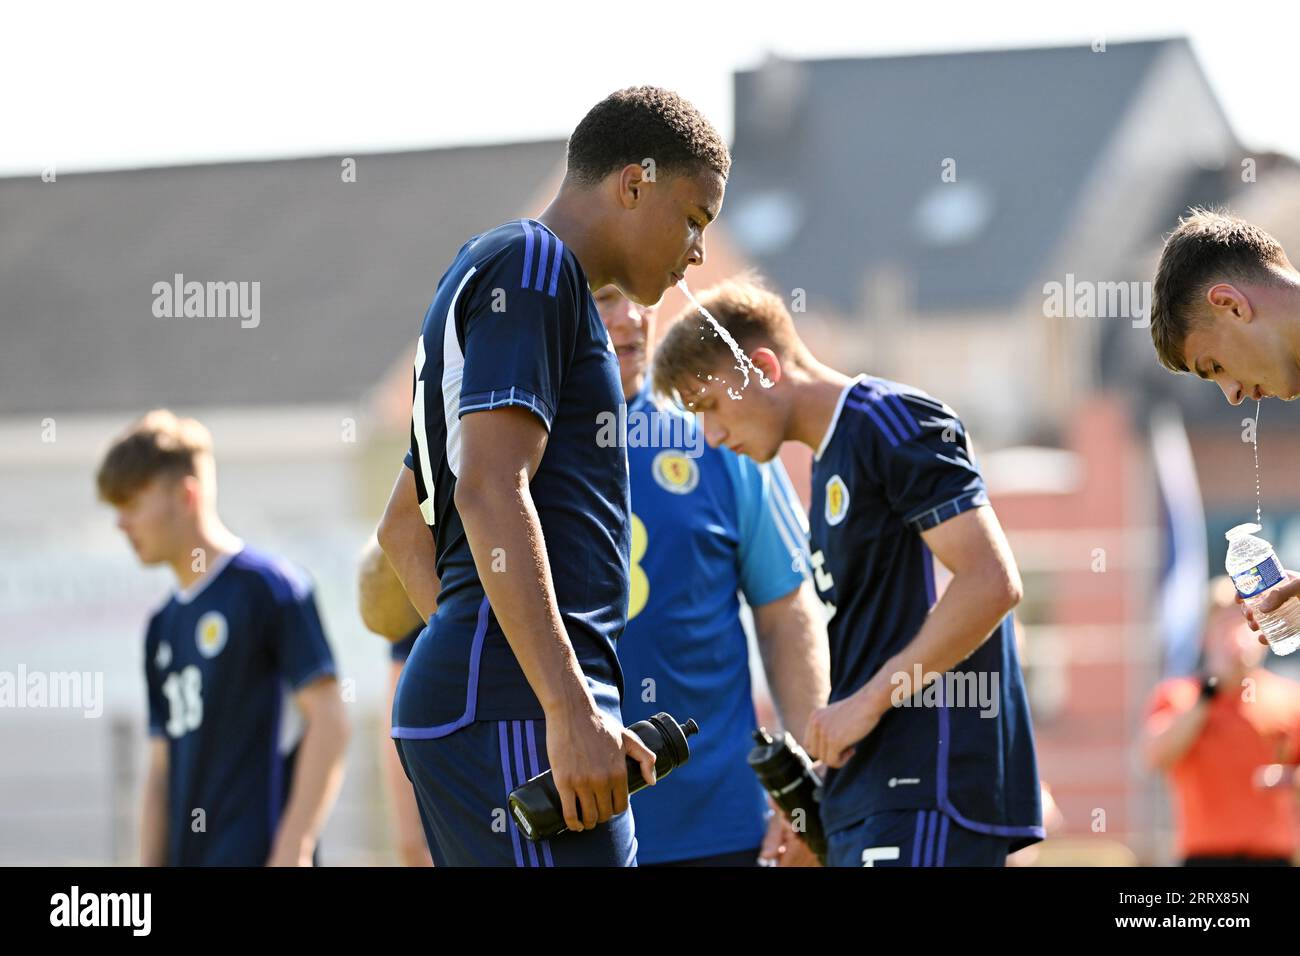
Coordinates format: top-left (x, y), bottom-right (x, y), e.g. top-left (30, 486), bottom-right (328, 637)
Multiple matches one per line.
top-left (566, 86), bottom-right (731, 187)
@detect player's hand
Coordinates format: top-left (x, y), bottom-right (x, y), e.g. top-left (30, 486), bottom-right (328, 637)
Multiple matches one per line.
top-left (1236, 570), bottom-right (1300, 644)
top-left (546, 701), bottom-right (655, 833)
top-left (804, 692), bottom-right (881, 769)
top-left (758, 806), bottom-right (821, 867)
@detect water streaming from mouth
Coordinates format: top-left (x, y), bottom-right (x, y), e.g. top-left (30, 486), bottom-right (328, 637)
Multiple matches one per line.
top-left (676, 279), bottom-right (774, 400)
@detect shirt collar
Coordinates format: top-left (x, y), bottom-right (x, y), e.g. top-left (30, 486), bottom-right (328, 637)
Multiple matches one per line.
top-left (174, 540), bottom-right (245, 605)
top-left (814, 374), bottom-right (868, 461)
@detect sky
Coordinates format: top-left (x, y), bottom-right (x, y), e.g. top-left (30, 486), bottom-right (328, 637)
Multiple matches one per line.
top-left (5, 0), bottom-right (1298, 176)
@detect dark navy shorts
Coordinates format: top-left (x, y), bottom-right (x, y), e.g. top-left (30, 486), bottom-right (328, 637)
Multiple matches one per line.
top-left (642, 846), bottom-right (762, 867)
top-left (827, 808), bottom-right (1009, 867)
top-left (394, 716), bottom-right (638, 867)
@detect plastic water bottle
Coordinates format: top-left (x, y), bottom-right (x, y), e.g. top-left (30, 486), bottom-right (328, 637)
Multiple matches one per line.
top-left (1224, 523), bottom-right (1300, 655)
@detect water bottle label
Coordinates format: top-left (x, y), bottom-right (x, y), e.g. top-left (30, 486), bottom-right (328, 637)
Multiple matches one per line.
top-left (1231, 555), bottom-right (1284, 597)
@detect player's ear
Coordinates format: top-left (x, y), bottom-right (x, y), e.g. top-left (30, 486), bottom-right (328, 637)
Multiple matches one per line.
top-left (1206, 282), bottom-right (1251, 322)
top-left (751, 347), bottom-right (782, 385)
top-left (616, 162), bottom-right (649, 209)
top-left (177, 474), bottom-right (201, 512)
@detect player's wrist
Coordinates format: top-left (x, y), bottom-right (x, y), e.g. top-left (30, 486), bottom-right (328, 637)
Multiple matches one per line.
top-left (539, 673), bottom-right (597, 721)
top-left (854, 675), bottom-right (893, 723)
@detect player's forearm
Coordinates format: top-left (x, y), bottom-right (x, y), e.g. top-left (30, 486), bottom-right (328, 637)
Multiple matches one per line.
top-left (377, 468), bottom-right (440, 621)
top-left (1143, 701), bottom-right (1211, 770)
top-left (753, 583), bottom-right (831, 744)
top-left (455, 476), bottom-right (592, 715)
top-left (859, 564), bottom-right (1020, 718)
top-left (139, 764), bottom-right (169, 867)
top-left (271, 701), bottom-right (350, 862)
top-left (376, 534), bottom-right (439, 623)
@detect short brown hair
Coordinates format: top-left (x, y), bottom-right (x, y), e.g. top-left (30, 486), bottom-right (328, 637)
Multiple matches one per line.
top-left (96, 409), bottom-right (213, 505)
top-left (1151, 207), bottom-right (1289, 372)
top-left (652, 276), bottom-right (803, 403)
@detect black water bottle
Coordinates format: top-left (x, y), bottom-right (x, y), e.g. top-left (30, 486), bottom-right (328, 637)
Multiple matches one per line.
top-left (747, 727), bottom-right (827, 863)
top-left (507, 712), bottom-right (698, 841)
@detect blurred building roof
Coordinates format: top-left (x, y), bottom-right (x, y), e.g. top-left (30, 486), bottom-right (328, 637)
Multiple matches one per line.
top-left (1, 139), bottom-right (566, 414)
top-left (726, 38), bottom-right (1235, 316)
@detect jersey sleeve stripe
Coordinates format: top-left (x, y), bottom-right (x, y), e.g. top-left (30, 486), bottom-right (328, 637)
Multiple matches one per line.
top-left (519, 221), bottom-right (535, 288)
top-left (770, 462), bottom-right (810, 535)
top-left (547, 238), bottom-right (565, 296)
top-left (905, 488), bottom-right (990, 531)
top-left (846, 396), bottom-right (904, 446)
top-left (886, 395), bottom-right (922, 440)
top-left (767, 464), bottom-right (811, 572)
top-left (866, 386), bottom-right (920, 441)
top-left (765, 485), bottom-right (805, 573)
top-left (459, 385), bottom-right (554, 430)
top-left (533, 230), bottom-right (552, 292)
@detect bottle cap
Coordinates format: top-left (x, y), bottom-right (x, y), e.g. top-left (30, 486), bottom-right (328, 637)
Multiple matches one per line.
top-left (1226, 522), bottom-right (1262, 541)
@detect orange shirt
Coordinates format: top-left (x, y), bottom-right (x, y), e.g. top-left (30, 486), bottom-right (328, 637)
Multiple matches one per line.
top-left (1146, 670), bottom-right (1300, 860)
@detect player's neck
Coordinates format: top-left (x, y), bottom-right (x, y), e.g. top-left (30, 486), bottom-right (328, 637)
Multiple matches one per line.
top-left (622, 371), bottom-right (645, 402)
top-left (537, 190), bottom-right (613, 291)
top-left (787, 362), bottom-right (856, 453)
top-left (169, 518), bottom-right (242, 591)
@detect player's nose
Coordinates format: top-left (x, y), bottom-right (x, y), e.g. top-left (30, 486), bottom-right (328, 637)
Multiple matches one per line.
top-left (701, 415), bottom-right (726, 448)
top-left (688, 236), bottom-right (705, 270)
top-left (1220, 378), bottom-right (1244, 405)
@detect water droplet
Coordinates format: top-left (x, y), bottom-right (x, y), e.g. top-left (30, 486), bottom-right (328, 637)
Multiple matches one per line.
top-left (677, 279), bottom-right (774, 398)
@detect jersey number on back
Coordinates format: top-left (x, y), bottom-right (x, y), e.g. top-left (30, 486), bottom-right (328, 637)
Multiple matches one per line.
top-left (628, 512), bottom-right (649, 620)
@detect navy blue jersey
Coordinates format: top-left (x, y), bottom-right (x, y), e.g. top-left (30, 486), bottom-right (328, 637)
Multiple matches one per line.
top-left (808, 375), bottom-right (1043, 849)
top-left (393, 219), bottom-right (630, 736)
top-left (616, 388), bottom-right (808, 864)
top-left (143, 545), bottom-right (337, 866)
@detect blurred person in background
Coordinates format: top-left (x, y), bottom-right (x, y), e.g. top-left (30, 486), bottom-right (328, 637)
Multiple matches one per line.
top-left (358, 536), bottom-right (437, 866)
top-left (1143, 575), bottom-right (1300, 866)
top-left (97, 410), bottom-right (349, 866)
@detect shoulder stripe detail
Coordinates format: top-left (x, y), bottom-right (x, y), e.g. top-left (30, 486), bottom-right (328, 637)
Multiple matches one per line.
top-left (547, 238), bottom-right (565, 296)
top-left (876, 392), bottom-right (921, 441)
top-left (517, 221), bottom-right (563, 297)
top-left (846, 397), bottom-right (903, 446)
top-left (519, 221), bottom-right (535, 289)
top-left (846, 387), bottom-right (921, 447)
top-left (855, 383), bottom-right (920, 440)
top-left (534, 229), bottom-right (551, 293)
